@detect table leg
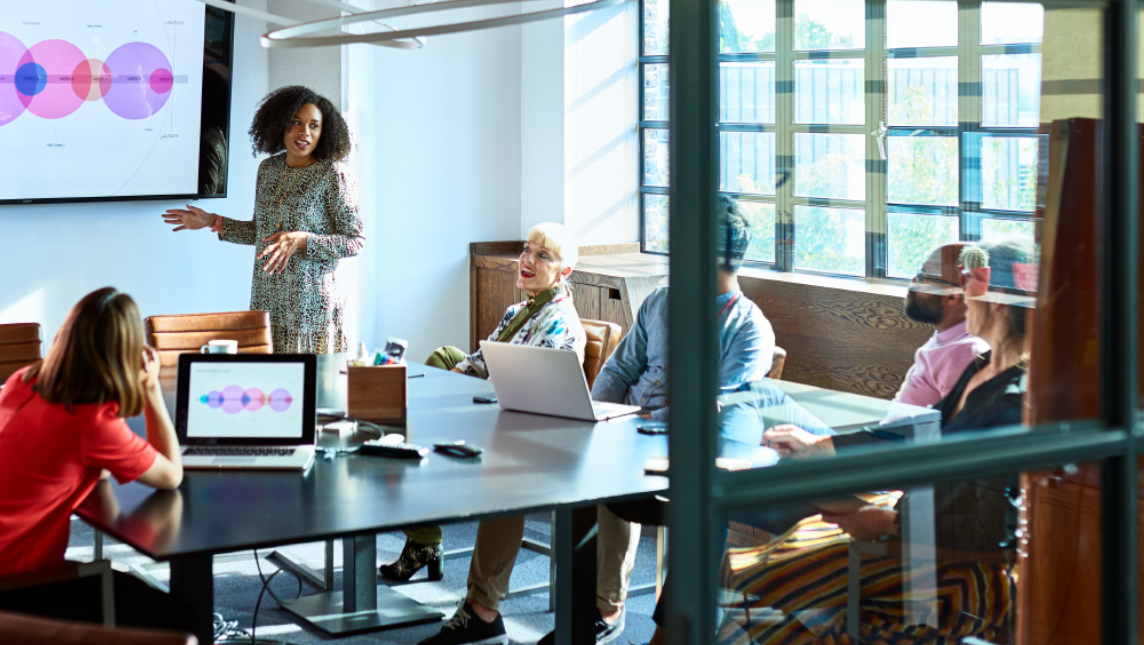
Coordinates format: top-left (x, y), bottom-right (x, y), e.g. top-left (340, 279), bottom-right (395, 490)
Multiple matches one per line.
top-left (279, 533), bottom-right (443, 636)
top-left (554, 506), bottom-right (597, 645)
top-left (169, 554), bottom-right (214, 645)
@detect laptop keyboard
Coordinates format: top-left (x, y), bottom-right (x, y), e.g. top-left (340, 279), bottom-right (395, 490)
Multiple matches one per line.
top-left (184, 446), bottom-right (297, 457)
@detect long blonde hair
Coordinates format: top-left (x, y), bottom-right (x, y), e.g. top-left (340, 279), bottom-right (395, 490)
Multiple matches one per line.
top-left (24, 288), bottom-right (147, 418)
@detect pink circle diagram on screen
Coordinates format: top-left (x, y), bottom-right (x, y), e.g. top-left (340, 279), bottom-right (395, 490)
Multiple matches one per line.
top-left (200, 387), bottom-right (294, 415)
top-left (103, 42), bottom-right (173, 119)
top-left (0, 31), bottom-right (29, 126)
top-left (0, 32), bottom-right (174, 125)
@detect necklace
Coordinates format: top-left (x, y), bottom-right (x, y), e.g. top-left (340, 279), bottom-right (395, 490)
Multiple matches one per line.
top-left (274, 157), bottom-right (316, 232)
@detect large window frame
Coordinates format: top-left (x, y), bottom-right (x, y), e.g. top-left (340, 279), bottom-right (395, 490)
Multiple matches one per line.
top-left (663, 0), bottom-right (1140, 643)
top-left (639, 0), bottom-right (1044, 279)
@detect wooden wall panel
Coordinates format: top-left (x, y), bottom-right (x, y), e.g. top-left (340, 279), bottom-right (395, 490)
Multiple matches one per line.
top-left (600, 287), bottom-right (630, 336)
top-left (472, 268), bottom-right (522, 353)
top-left (570, 283), bottom-right (603, 322)
top-left (740, 276), bottom-right (929, 399)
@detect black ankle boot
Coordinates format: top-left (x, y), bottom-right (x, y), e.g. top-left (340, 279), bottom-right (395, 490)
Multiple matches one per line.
top-left (379, 538), bottom-right (443, 581)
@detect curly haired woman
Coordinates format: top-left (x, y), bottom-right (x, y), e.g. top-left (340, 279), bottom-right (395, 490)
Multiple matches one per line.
top-left (162, 86), bottom-right (365, 354)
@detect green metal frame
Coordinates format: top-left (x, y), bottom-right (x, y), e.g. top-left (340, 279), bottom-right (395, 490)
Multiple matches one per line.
top-left (665, 1), bottom-right (1140, 644)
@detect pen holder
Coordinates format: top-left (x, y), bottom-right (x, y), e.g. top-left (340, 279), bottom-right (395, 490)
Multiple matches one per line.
top-left (347, 364), bottom-right (407, 425)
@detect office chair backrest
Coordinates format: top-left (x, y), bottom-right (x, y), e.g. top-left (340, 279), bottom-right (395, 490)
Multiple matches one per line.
top-left (580, 319), bottom-right (622, 390)
top-left (767, 346), bottom-right (787, 380)
top-left (0, 323), bottom-right (42, 381)
top-left (0, 610), bottom-right (198, 645)
top-left (145, 311), bottom-right (272, 367)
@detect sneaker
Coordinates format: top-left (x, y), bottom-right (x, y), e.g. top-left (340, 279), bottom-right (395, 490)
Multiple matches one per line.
top-left (418, 602), bottom-right (508, 645)
top-left (537, 609), bottom-right (624, 645)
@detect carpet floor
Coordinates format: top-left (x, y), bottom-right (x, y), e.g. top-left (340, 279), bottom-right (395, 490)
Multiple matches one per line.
top-left (67, 514), bottom-right (661, 645)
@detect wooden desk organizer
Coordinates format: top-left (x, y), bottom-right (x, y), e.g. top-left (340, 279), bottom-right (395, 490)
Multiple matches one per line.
top-left (347, 364), bottom-right (407, 425)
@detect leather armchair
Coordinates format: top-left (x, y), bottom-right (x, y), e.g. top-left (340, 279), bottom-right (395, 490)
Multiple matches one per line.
top-left (144, 311), bottom-right (273, 367)
top-left (767, 346), bottom-right (787, 380)
top-left (0, 323), bottom-right (42, 381)
top-left (580, 319), bottom-right (622, 389)
top-left (0, 610), bottom-right (197, 645)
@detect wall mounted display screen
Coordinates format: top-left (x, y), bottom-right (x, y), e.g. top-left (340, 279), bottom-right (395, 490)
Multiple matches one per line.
top-left (0, 0), bottom-right (234, 205)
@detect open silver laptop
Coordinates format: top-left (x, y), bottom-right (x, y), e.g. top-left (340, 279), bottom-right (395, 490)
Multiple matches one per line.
top-left (175, 354), bottom-right (317, 470)
top-left (480, 341), bottom-right (642, 421)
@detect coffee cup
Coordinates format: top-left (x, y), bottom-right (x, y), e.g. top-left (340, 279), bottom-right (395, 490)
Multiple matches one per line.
top-left (200, 339), bottom-right (239, 354)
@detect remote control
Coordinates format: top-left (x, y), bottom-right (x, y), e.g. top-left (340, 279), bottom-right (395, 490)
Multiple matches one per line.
top-left (359, 440), bottom-right (429, 459)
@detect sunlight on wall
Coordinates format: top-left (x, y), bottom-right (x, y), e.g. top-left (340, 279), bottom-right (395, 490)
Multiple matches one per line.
top-left (0, 289), bottom-right (47, 329)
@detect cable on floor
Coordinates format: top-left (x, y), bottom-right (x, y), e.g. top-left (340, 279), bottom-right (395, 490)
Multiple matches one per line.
top-left (212, 549), bottom-right (305, 645)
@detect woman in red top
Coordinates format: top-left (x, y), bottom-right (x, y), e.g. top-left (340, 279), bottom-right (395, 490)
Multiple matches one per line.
top-left (0, 287), bottom-right (187, 630)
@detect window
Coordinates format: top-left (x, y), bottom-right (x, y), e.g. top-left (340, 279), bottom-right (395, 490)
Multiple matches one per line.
top-left (639, 0), bottom-right (1043, 279)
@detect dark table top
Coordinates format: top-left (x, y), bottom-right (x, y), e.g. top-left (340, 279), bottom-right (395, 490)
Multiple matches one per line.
top-left (77, 358), bottom-right (778, 561)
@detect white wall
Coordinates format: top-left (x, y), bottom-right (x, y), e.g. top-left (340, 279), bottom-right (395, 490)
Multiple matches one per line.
top-left (520, 6), bottom-right (566, 236)
top-left (0, 5), bottom-right (271, 348)
top-left (563, 0), bottom-right (639, 246)
top-left (364, 3), bottom-right (524, 359)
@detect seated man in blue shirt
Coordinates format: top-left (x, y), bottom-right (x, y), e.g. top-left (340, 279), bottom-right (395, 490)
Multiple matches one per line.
top-left (537, 200), bottom-right (778, 644)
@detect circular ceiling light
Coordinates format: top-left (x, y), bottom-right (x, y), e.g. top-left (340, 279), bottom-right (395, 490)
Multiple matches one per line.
top-left (259, 0), bottom-right (623, 49)
top-left (194, 0), bottom-right (426, 49)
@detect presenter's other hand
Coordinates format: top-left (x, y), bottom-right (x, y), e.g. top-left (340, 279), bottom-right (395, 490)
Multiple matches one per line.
top-left (763, 424), bottom-right (836, 459)
top-left (258, 231), bottom-right (309, 274)
top-left (163, 204), bottom-right (217, 232)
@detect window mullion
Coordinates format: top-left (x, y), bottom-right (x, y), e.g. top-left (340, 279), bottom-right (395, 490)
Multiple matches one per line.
top-left (775, 0), bottom-right (796, 271)
top-left (959, 0), bottom-right (983, 240)
top-left (866, 0), bottom-right (887, 278)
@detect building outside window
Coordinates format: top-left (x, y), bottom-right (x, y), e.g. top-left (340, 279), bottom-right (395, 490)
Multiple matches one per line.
top-left (639, 0), bottom-right (1043, 279)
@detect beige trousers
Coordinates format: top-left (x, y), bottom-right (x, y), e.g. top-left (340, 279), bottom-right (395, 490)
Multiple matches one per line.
top-left (596, 505), bottom-right (642, 615)
top-left (466, 508), bottom-right (641, 615)
top-left (467, 515), bottom-right (526, 612)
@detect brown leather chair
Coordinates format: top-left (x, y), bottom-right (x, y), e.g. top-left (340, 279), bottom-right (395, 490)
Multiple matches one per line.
top-left (0, 323), bottom-right (42, 382)
top-left (0, 611), bottom-right (196, 645)
top-left (767, 346), bottom-right (787, 380)
top-left (144, 311), bottom-right (273, 367)
top-left (580, 318), bottom-right (622, 390)
top-left (0, 561), bottom-right (196, 645)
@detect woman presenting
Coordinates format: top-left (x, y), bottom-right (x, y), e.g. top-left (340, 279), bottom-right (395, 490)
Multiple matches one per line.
top-left (163, 86), bottom-right (364, 354)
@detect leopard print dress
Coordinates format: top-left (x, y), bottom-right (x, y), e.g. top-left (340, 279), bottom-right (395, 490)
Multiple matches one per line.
top-left (217, 153), bottom-right (364, 354)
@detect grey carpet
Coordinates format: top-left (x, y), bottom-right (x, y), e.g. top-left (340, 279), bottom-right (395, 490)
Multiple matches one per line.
top-left (67, 514), bottom-right (661, 645)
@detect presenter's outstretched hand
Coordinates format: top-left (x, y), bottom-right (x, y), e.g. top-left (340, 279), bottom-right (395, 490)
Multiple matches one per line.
top-left (258, 231), bottom-right (309, 274)
top-left (162, 204), bottom-right (217, 232)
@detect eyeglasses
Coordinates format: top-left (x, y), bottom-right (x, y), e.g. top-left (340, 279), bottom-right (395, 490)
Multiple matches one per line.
top-left (912, 269), bottom-right (958, 288)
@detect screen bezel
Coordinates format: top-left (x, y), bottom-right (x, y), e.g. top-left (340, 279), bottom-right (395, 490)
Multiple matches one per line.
top-left (176, 353), bottom-right (317, 446)
top-left (0, 1), bottom-right (236, 206)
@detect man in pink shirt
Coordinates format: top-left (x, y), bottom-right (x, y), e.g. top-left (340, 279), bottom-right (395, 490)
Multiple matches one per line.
top-left (895, 243), bottom-right (990, 408)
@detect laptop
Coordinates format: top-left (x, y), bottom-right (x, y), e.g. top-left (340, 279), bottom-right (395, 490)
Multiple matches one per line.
top-left (175, 353), bottom-right (318, 470)
top-left (480, 341), bottom-right (642, 421)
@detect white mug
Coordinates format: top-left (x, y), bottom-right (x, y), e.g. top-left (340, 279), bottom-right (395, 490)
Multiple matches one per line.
top-left (200, 339), bottom-right (239, 354)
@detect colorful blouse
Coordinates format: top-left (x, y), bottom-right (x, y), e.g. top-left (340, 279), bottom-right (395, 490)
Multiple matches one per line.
top-left (218, 154), bottom-right (365, 354)
top-left (457, 283), bottom-right (586, 379)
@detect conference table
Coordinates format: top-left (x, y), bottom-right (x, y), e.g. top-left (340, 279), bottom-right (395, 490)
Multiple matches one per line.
top-left (75, 356), bottom-right (937, 645)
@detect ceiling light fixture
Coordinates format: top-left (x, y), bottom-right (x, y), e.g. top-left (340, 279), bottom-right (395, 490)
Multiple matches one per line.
top-left (259, 0), bottom-right (622, 49)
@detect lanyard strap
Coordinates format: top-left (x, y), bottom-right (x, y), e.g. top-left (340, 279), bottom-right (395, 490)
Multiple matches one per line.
top-left (718, 292), bottom-right (741, 318)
